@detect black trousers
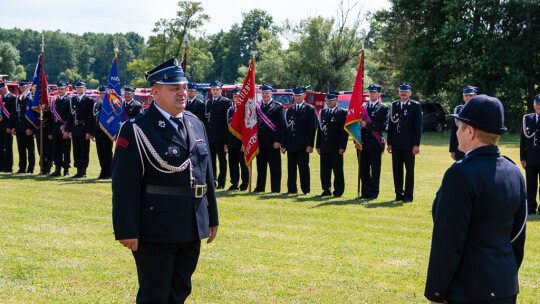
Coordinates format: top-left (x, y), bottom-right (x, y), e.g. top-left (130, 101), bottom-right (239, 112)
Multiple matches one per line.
top-left (0, 131), bottom-right (13, 172)
top-left (525, 164), bottom-right (540, 213)
top-left (391, 149), bottom-right (415, 200)
top-left (95, 133), bottom-right (113, 178)
top-left (287, 151), bottom-right (310, 194)
top-left (15, 132), bottom-right (35, 172)
top-left (51, 132), bottom-right (71, 169)
top-left (209, 141), bottom-right (227, 187)
top-left (447, 295), bottom-right (516, 304)
top-left (72, 136), bottom-right (90, 169)
top-left (228, 147), bottom-right (248, 188)
top-left (256, 148), bottom-right (282, 192)
top-left (320, 153), bottom-right (344, 196)
top-left (36, 133), bottom-right (53, 171)
top-left (360, 149), bottom-right (382, 199)
top-left (132, 241), bottom-right (201, 304)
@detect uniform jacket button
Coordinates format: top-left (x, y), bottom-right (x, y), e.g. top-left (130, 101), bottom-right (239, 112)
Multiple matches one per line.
top-left (149, 206), bottom-right (154, 211)
top-left (434, 292), bottom-right (440, 297)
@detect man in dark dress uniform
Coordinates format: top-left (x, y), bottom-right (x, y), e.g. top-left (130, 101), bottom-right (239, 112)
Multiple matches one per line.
top-left (520, 94), bottom-right (540, 215)
top-left (112, 57), bottom-right (218, 303)
top-left (123, 85), bottom-right (143, 119)
top-left (49, 81), bottom-right (72, 177)
top-left (316, 90), bottom-right (348, 197)
top-left (426, 95), bottom-right (526, 304)
top-left (225, 87), bottom-right (249, 191)
top-left (204, 80), bottom-right (232, 189)
top-left (254, 83), bottom-right (285, 194)
top-left (13, 80), bottom-right (35, 174)
top-left (359, 84), bottom-right (388, 200)
top-left (36, 97), bottom-right (53, 175)
top-left (66, 80), bottom-right (94, 178)
top-left (387, 82), bottom-right (422, 202)
top-left (449, 85), bottom-right (477, 161)
top-left (0, 81), bottom-right (16, 173)
top-left (281, 86), bottom-right (317, 195)
top-left (185, 82), bottom-right (205, 122)
top-left (91, 86), bottom-right (113, 179)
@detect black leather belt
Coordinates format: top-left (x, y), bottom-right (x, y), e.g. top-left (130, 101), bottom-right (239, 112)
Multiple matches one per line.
top-left (145, 184), bottom-right (207, 198)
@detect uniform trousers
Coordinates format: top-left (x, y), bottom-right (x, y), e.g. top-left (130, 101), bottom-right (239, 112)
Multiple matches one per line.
top-left (287, 151), bottom-right (310, 194)
top-left (360, 149), bottom-right (382, 199)
top-left (72, 136), bottom-right (90, 169)
top-left (95, 131), bottom-right (113, 178)
top-left (0, 132), bottom-right (13, 172)
top-left (320, 153), bottom-right (344, 196)
top-left (36, 133), bottom-right (53, 171)
top-left (132, 241), bottom-right (201, 304)
top-left (525, 164), bottom-right (540, 214)
top-left (51, 132), bottom-right (71, 170)
top-left (209, 141), bottom-right (227, 187)
top-left (391, 149), bottom-right (415, 200)
top-left (228, 147), bottom-right (248, 188)
top-left (255, 148), bottom-right (282, 192)
top-left (447, 295), bottom-right (516, 304)
top-left (15, 133), bottom-right (35, 172)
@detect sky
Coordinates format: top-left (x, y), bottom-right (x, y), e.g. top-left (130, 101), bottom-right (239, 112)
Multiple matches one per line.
top-left (0, 0), bottom-right (391, 42)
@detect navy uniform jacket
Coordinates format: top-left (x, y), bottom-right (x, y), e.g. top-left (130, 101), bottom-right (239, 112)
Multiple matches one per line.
top-left (14, 92), bottom-right (33, 133)
top-left (283, 103), bottom-right (317, 152)
top-left (226, 106), bottom-right (242, 149)
top-left (449, 104), bottom-right (465, 159)
top-left (387, 99), bottom-right (422, 150)
top-left (360, 102), bottom-right (388, 152)
top-left (66, 95), bottom-right (94, 137)
top-left (258, 100), bottom-right (285, 149)
top-left (205, 95), bottom-right (232, 143)
top-left (1, 92), bottom-right (17, 130)
top-left (315, 107), bottom-right (348, 153)
top-left (186, 97), bottom-right (206, 123)
top-left (425, 145), bottom-right (526, 303)
top-left (520, 113), bottom-right (540, 166)
top-left (51, 95), bottom-right (71, 136)
top-left (90, 98), bottom-right (102, 137)
top-left (112, 103), bottom-right (218, 243)
top-left (124, 99), bottom-right (143, 119)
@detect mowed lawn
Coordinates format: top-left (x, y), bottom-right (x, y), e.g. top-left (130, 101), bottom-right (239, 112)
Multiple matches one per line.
top-left (0, 133), bottom-right (539, 303)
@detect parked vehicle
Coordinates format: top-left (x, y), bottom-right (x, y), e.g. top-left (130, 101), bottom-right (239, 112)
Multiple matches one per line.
top-left (420, 101), bottom-right (446, 132)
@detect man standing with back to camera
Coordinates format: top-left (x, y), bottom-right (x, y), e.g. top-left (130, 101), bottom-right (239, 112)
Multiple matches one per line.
top-left (425, 95), bottom-right (526, 304)
top-left (112, 57), bottom-right (218, 303)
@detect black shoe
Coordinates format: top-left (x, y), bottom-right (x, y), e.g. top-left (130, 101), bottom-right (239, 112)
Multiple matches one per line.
top-left (4, 170), bottom-right (13, 173)
top-left (16, 169), bottom-right (26, 174)
top-left (283, 191), bottom-right (298, 195)
top-left (63, 169), bottom-right (69, 177)
top-left (394, 196), bottom-right (404, 202)
top-left (270, 191), bottom-right (279, 194)
top-left (26, 170), bottom-right (33, 175)
top-left (216, 185), bottom-right (224, 190)
top-left (359, 195), bottom-right (369, 199)
top-left (49, 171), bottom-right (61, 177)
top-left (333, 192), bottom-right (343, 198)
top-left (228, 185), bottom-right (240, 191)
top-left (303, 192), bottom-right (311, 196)
top-left (239, 185), bottom-right (248, 191)
top-left (403, 198), bottom-right (413, 203)
top-left (318, 191), bottom-right (332, 197)
top-left (253, 188), bottom-right (265, 193)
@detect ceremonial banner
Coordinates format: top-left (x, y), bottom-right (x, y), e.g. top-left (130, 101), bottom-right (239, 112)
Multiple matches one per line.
top-left (99, 57), bottom-right (127, 141)
top-left (344, 50), bottom-right (365, 149)
top-left (229, 59), bottom-right (259, 166)
top-left (26, 54), bottom-right (48, 129)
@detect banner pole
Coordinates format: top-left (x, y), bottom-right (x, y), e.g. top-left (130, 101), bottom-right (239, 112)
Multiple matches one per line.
top-left (357, 42), bottom-right (364, 198)
top-left (39, 35), bottom-right (45, 172)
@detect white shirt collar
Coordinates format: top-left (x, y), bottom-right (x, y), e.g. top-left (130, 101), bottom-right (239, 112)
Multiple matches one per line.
top-left (154, 103), bottom-right (183, 128)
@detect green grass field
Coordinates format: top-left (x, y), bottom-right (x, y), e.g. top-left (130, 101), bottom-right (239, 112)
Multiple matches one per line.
top-left (1, 133), bottom-right (539, 303)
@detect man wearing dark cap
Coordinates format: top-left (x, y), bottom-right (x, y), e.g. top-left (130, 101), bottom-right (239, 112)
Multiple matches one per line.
top-left (13, 80), bottom-right (35, 174)
top-left (225, 87), bottom-right (249, 191)
top-left (0, 81), bottom-right (16, 173)
top-left (123, 85), bottom-right (142, 118)
top-left (425, 95), bottom-right (526, 304)
top-left (66, 80), bottom-right (94, 178)
top-left (112, 57), bottom-right (218, 303)
top-left (358, 84), bottom-right (388, 200)
top-left (90, 85), bottom-right (113, 179)
top-left (281, 86), bottom-right (318, 195)
top-left (254, 83), bottom-right (285, 194)
top-left (205, 80), bottom-right (232, 189)
top-left (387, 82), bottom-right (422, 202)
top-left (520, 94), bottom-right (540, 215)
top-left (185, 82), bottom-right (205, 122)
top-left (49, 81), bottom-right (72, 177)
top-left (316, 90), bottom-right (348, 197)
top-left (449, 85), bottom-right (477, 161)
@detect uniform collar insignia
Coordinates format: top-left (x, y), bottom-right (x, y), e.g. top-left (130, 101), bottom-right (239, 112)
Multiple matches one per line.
top-left (158, 120), bottom-right (166, 128)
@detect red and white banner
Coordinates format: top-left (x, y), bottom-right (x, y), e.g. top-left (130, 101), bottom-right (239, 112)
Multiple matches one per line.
top-left (229, 59), bottom-right (259, 166)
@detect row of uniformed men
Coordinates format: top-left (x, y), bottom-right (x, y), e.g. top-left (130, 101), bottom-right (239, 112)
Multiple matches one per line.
top-left (0, 80), bottom-right (143, 178)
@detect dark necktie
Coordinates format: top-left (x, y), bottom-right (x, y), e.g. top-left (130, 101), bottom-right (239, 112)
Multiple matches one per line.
top-left (170, 116), bottom-right (188, 146)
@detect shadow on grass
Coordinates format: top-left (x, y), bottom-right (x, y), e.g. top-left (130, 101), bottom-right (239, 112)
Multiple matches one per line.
top-left (0, 173), bottom-right (111, 184)
top-left (313, 198), bottom-right (405, 208)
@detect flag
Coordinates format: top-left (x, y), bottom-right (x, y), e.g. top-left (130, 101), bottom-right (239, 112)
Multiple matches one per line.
top-left (229, 59), bottom-right (259, 166)
top-left (99, 57), bottom-right (127, 141)
top-left (26, 54), bottom-right (48, 129)
top-left (344, 50), bottom-right (365, 149)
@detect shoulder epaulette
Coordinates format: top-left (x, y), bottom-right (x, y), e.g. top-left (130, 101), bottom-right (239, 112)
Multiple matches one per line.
top-left (184, 111), bottom-right (196, 118)
top-left (501, 155), bottom-right (517, 165)
top-left (130, 111), bottom-right (147, 123)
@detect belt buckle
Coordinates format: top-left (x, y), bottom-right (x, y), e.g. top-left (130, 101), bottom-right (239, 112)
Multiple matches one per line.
top-left (194, 185), bottom-right (205, 198)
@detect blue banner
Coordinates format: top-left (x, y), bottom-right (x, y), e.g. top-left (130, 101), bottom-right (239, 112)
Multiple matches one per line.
top-left (26, 54), bottom-right (48, 129)
top-left (99, 58), bottom-right (127, 141)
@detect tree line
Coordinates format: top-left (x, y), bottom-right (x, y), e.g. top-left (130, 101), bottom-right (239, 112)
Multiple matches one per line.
top-left (0, 0), bottom-right (538, 131)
